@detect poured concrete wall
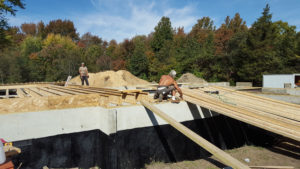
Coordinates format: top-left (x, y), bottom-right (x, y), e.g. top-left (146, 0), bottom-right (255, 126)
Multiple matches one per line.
top-left (0, 102), bottom-right (216, 142)
top-left (12, 115), bottom-right (276, 169)
top-left (257, 94), bottom-right (300, 104)
top-left (236, 82), bottom-right (252, 87)
top-left (262, 87), bottom-right (300, 96)
top-left (0, 102), bottom-right (277, 169)
top-left (0, 107), bottom-right (116, 141)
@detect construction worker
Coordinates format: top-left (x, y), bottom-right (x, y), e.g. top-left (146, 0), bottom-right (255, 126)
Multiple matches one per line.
top-left (154, 70), bottom-right (183, 102)
top-left (79, 62), bottom-right (89, 86)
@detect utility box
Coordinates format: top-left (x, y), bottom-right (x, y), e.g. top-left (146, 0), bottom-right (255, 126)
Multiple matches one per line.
top-left (263, 74), bottom-right (300, 88)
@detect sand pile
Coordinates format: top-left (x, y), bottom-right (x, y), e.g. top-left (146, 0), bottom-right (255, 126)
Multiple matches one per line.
top-left (70, 70), bottom-right (150, 87)
top-left (177, 73), bottom-right (207, 84)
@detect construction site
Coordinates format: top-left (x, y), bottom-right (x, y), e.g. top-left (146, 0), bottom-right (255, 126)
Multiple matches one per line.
top-left (0, 70), bottom-right (299, 169)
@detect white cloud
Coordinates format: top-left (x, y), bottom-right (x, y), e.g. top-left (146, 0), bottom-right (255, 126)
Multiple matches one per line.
top-left (162, 5), bottom-right (197, 30)
top-left (7, 15), bottom-right (37, 26)
top-left (73, 0), bottom-right (197, 42)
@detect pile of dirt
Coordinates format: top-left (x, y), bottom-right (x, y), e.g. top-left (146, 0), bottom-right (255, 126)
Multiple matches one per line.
top-left (70, 70), bottom-right (150, 87)
top-left (177, 73), bottom-right (207, 84)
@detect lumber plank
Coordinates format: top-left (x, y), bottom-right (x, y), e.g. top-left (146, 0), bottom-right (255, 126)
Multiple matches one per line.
top-left (36, 87), bottom-right (64, 96)
top-left (50, 86), bottom-right (101, 95)
top-left (121, 89), bottom-right (143, 93)
top-left (249, 166), bottom-right (294, 169)
top-left (208, 87), bottom-right (300, 121)
top-left (183, 95), bottom-right (300, 141)
top-left (31, 87), bottom-right (58, 96)
top-left (46, 86), bottom-right (86, 95)
top-left (65, 86), bottom-right (123, 96)
top-left (195, 88), bottom-right (300, 125)
top-left (208, 86), bottom-right (299, 113)
top-left (213, 86), bottom-right (300, 109)
top-left (0, 93), bottom-right (106, 114)
top-left (16, 88), bottom-right (25, 98)
top-left (183, 88), bottom-right (300, 130)
top-left (141, 100), bottom-right (250, 169)
top-left (27, 88), bottom-right (47, 97)
top-left (24, 88), bottom-right (42, 97)
top-left (70, 85), bottom-right (119, 92)
top-left (183, 89), bottom-right (300, 126)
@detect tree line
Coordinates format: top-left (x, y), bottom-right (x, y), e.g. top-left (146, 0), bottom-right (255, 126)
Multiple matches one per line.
top-left (1, 1), bottom-right (300, 86)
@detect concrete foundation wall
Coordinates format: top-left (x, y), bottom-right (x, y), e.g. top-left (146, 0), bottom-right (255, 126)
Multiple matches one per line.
top-left (236, 82), bottom-right (253, 87)
top-left (262, 87), bottom-right (300, 96)
top-left (0, 102), bottom-right (279, 169)
top-left (0, 102), bottom-right (217, 142)
top-left (208, 82), bottom-right (230, 86)
top-left (0, 107), bottom-right (116, 141)
top-left (13, 116), bottom-right (277, 169)
top-left (257, 94), bottom-right (300, 104)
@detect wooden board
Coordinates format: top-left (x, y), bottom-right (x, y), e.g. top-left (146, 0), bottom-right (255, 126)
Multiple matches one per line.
top-left (194, 87), bottom-right (300, 125)
top-left (121, 89), bottom-right (143, 93)
top-left (0, 93), bottom-right (109, 114)
top-left (250, 166), bottom-right (294, 169)
top-left (184, 95), bottom-right (300, 141)
top-left (141, 100), bottom-right (250, 169)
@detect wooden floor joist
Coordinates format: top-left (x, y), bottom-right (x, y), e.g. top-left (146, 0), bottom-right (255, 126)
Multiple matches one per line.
top-left (36, 87), bottom-right (63, 96)
top-left (184, 95), bottom-right (300, 141)
top-left (190, 88), bottom-right (300, 126)
top-left (45, 86), bottom-right (86, 95)
top-left (16, 88), bottom-right (25, 98)
top-left (141, 100), bottom-right (250, 169)
top-left (249, 166), bottom-right (294, 169)
top-left (27, 88), bottom-right (47, 97)
top-left (64, 86), bottom-right (123, 96)
top-left (24, 88), bottom-right (41, 97)
top-left (209, 87), bottom-right (300, 116)
top-left (182, 89), bottom-right (300, 141)
top-left (72, 85), bottom-right (119, 91)
top-left (213, 86), bottom-right (300, 110)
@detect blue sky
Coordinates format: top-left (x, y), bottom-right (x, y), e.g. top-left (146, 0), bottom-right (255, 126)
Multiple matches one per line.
top-left (7, 0), bottom-right (300, 42)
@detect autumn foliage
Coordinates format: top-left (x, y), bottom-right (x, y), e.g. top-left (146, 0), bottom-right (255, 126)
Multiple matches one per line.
top-left (0, 3), bottom-right (300, 85)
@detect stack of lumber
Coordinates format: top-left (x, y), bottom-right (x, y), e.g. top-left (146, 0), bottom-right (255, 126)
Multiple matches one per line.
top-left (182, 86), bottom-right (300, 142)
top-left (0, 85), bottom-right (151, 114)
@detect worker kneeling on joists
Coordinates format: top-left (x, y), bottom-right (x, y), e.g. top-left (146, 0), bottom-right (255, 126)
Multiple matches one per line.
top-left (154, 70), bottom-right (183, 103)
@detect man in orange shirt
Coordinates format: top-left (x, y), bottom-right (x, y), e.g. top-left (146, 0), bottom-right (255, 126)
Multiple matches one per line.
top-left (154, 70), bottom-right (183, 102)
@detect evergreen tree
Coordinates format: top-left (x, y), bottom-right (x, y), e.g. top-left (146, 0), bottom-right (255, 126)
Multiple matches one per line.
top-left (0, 0), bottom-right (25, 49)
top-left (239, 4), bottom-right (279, 85)
top-left (273, 21), bottom-right (298, 73)
top-left (150, 16), bottom-right (173, 52)
top-left (128, 36), bottom-right (148, 79)
top-left (149, 16), bottom-right (174, 81)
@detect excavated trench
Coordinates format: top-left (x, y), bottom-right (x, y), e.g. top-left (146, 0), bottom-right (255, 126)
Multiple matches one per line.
top-left (10, 105), bottom-right (278, 169)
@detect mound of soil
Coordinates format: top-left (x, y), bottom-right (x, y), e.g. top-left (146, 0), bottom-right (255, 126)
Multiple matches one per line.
top-left (70, 70), bottom-right (150, 87)
top-left (177, 73), bottom-right (207, 84)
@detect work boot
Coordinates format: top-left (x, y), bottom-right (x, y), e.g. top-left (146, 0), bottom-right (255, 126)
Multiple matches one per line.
top-left (171, 99), bottom-right (180, 103)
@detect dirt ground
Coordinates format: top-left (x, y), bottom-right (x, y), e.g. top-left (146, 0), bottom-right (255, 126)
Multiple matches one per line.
top-left (146, 145), bottom-right (300, 169)
top-left (44, 143), bottom-right (299, 169)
